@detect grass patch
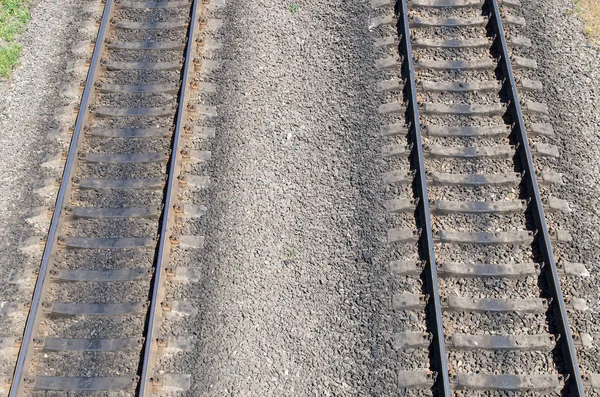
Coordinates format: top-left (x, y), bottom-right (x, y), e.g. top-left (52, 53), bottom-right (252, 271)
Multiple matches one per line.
top-left (0, 0), bottom-right (30, 79)
top-left (289, 2), bottom-right (299, 14)
top-left (574, 0), bottom-right (600, 43)
top-left (0, 43), bottom-right (20, 77)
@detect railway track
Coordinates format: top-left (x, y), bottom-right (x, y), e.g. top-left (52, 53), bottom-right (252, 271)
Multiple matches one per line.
top-left (7, 0), bottom-right (223, 394)
top-left (370, 0), bottom-right (600, 395)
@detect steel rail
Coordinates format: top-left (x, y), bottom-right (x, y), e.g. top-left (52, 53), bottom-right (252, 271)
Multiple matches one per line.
top-left (399, 1), bottom-right (451, 396)
top-left (8, 1), bottom-right (116, 395)
top-left (488, 0), bottom-right (585, 395)
top-left (138, 0), bottom-right (200, 394)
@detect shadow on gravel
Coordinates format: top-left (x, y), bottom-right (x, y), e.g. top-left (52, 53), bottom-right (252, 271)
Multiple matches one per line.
top-left (188, 0), bottom-right (404, 394)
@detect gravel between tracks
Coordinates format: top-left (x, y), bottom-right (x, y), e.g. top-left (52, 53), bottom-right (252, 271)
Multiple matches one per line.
top-left (160, 0), bottom-right (408, 395)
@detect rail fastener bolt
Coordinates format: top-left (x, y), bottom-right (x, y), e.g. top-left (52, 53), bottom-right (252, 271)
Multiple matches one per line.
top-left (165, 267), bottom-right (176, 279)
top-left (151, 376), bottom-right (162, 389)
top-left (156, 337), bottom-right (167, 348)
top-left (33, 338), bottom-right (44, 348)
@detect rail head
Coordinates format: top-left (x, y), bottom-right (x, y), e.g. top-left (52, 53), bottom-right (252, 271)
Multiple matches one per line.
top-left (398, 1), bottom-right (452, 396)
top-left (8, 1), bottom-right (116, 395)
top-left (137, 0), bottom-right (201, 395)
top-left (488, 0), bottom-right (585, 395)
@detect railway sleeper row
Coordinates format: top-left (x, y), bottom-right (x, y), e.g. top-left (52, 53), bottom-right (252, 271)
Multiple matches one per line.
top-left (4, 0), bottom-right (225, 394)
top-left (372, 0), bottom-right (594, 394)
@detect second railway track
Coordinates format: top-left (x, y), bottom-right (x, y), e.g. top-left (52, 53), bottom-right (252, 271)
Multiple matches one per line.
top-left (8, 0), bottom-right (224, 395)
top-left (371, 0), bottom-right (599, 395)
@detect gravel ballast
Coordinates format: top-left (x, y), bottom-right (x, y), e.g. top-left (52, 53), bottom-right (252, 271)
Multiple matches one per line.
top-left (518, 0), bottom-right (600, 382)
top-left (0, 0), bottom-right (92, 278)
top-left (159, 0), bottom-right (409, 394)
top-left (0, 0), bottom-right (99, 380)
top-left (0, 0), bottom-right (598, 394)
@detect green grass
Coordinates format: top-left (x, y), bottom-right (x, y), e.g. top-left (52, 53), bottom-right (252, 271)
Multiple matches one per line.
top-left (0, 42), bottom-right (21, 77)
top-left (0, 0), bottom-right (30, 79)
top-left (289, 2), bottom-right (299, 14)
